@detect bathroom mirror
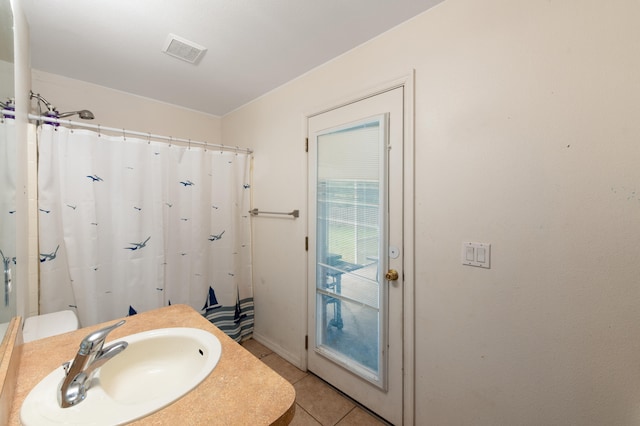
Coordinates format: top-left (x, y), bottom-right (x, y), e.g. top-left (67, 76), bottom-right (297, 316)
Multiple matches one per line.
top-left (0, 0), bottom-right (16, 343)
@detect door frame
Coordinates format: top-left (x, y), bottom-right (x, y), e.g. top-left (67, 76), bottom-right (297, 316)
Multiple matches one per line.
top-left (303, 71), bottom-right (415, 424)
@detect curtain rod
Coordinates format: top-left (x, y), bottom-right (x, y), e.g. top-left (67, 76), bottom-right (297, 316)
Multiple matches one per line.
top-left (13, 112), bottom-right (253, 154)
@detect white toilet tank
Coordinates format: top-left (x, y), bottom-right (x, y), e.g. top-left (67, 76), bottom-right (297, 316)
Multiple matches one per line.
top-left (23, 310), bottom-right (79, 343)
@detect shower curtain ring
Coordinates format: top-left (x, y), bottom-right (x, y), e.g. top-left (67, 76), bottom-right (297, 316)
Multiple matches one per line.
top-left (122, 129), bottom-right (126, 141)
top-left (220, 144), bottom-right (224, 154)
top-left (188, 139), bottom-right (191, 150)
top-left (235, 146), bottom-right (239, 155)
top-left (169, 136), bottom-right (172, 147)
top-left (98, 124), bottom-right (101, 137)
top-left (147, 132), bottom-right (151, 144)
top-left (204, 141), bottom-right (208, 151)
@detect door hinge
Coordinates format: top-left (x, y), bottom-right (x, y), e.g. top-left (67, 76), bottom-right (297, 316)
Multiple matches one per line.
top-left (305, 236), bottom-right (308, 251)
top-left (305, 137), bottom-right (308, 153)
top-left (305, 335), bottom-right (308, 350)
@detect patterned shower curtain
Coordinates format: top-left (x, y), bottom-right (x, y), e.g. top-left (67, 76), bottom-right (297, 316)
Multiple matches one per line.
top-left (37, 125), bottom-right (254, 341)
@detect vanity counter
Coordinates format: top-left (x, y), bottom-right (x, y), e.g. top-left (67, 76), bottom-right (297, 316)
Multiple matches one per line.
top-left (8, 304), bottom-right (295, 425)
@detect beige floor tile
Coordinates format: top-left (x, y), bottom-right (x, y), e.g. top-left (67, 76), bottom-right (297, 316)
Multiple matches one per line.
top-left (261, 353), bottom-right (308, 384)
top-left (241, 338), bottom-right (273, 359)
top-left (336, 407), bottom-right (388, 425)
top-left (289, 404), bottom-right (323, 426)
top-left (242, 338), bottom-right (388, 425)
top-left (294, 375), bottom-right (355, 426)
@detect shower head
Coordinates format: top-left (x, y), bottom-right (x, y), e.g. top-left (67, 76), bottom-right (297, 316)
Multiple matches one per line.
top-left (30, 91), bottom-right (95, 120)
top-left (57, 110), bottom-right (95, 120)
top-left (79, 110), bottom-right (95, 120)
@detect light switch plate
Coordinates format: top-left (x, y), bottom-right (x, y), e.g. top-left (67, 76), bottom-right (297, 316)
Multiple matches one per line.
top-left (462, 242), bottom-right (491, 268)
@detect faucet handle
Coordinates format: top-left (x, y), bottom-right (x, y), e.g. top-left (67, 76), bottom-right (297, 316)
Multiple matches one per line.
top-left (78, 320), bottom-right (126, 356)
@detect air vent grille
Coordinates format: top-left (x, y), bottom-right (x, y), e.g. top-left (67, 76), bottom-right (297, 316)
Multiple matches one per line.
top-left (162, 33), bottom-right (207, 64)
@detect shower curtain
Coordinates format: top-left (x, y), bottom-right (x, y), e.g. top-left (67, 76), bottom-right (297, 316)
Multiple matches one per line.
top-left (37, 125), bottom-right (254, 341)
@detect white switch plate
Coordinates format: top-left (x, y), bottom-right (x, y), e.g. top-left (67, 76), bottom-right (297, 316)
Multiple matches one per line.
top-left (462, 242), bottom-right (491, 268)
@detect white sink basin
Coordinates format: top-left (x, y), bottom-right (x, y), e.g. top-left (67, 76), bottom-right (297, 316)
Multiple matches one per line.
top-left (21, 327), bottom-right (222, 425)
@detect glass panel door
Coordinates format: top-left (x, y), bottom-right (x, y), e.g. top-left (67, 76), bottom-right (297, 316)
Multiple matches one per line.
top-left (308, 86), bottom-right (404, 424)
top-left (314, 114), bottom-right (388, 388)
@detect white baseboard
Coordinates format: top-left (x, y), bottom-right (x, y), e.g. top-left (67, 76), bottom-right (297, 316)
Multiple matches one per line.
top-left (252, 331), bottom-right (306, 371)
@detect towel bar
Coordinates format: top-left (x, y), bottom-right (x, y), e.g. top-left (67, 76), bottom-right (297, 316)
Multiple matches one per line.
top-left (249, 208), bottom-right (299, 218)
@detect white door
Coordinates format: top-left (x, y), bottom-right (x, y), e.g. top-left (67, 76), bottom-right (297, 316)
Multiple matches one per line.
top-left (307, 87), bottom-right (404, 424)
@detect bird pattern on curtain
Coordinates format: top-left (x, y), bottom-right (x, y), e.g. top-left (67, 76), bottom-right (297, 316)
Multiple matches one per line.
top-left (37, 125), bottom-right (253, 342)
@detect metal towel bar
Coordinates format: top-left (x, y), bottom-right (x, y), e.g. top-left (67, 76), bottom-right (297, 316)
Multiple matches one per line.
top-left (249, 208), bottom-right (299, 218)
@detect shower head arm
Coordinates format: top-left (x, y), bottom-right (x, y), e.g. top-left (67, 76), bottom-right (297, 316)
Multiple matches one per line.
top-left (56, 111), bottom-right (79, 118)
top-left (30, 91), bottom-right (56, 113)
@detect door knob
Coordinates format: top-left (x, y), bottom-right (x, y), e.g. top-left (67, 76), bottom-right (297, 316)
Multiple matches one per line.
top-left (385, 269), bottom-right (399, 281)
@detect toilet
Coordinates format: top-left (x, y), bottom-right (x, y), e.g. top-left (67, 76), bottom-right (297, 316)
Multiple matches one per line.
top-left (22, 310), bottom-right (79, 343)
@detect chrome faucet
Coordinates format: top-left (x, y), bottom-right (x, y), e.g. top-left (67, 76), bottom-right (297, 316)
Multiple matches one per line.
top-left (58, 320), bottom-right (128, 408)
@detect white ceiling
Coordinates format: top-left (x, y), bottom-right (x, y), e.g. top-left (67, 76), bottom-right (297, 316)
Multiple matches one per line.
top-left (22, 0), bottom-right (444, 116)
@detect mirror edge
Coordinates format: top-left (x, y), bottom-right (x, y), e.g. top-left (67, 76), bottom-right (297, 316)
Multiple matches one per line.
top-left (0, 316), bottom-right (23, 423)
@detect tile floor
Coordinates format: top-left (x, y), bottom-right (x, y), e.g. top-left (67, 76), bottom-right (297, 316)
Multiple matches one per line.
top-left (241, 339), bottom-right (391, 426)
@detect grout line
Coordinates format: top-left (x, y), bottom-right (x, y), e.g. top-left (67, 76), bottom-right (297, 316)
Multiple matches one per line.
top-left (289, 372), bottom-right (309, 385)
top-left (295, 403), bottom-right (324, 426)
top-left (333, 406), bottom-right (356, 426)
top-left (307, 372), bottom-right (393, 426)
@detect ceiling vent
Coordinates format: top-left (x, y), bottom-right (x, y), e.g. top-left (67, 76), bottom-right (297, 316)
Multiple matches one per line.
top-left (162, 33), bottom-right (207, 64)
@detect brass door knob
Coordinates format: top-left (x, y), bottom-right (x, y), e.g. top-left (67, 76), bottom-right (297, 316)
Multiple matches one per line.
top-left (385, 269), bottom-right (399, 281)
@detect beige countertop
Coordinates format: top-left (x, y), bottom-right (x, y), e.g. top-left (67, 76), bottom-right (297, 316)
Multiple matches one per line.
top-left (8, 304), bottom-right (295, 425)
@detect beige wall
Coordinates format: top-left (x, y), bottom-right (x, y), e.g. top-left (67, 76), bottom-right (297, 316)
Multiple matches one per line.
top-left (0, 60), bottom-right (13, 100)
top-left (31, 70), bottom-right (222, 145)
top-left (223, 0), bottom-right (640, 424)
